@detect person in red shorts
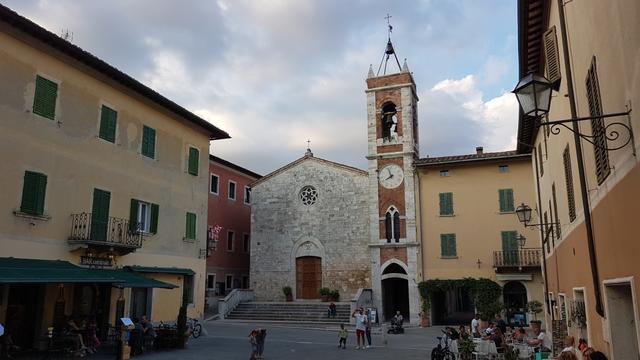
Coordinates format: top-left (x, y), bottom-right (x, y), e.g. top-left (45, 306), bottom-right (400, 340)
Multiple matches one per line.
top-left (352, 307), bottom-right (368, 350)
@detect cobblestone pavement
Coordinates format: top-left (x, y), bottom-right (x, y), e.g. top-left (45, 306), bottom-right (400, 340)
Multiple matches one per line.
top-left (125, 321), bottom-right (448, 360)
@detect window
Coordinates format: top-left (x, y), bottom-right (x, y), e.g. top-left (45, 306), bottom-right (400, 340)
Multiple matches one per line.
top-left (543, 26), bottom-right (561, 86)
top-left (20, 171), bottom-right (47, 216)
top-left (299, 185), bottom-right (318, 205)
top-left (183, 275), bottom-right (194, 304)
top-left (207, 274), bottom-right (215, 290)
top-left (242, 276), bottom-right (249, 289)
top-left (439, 192), bottom-right (454, 216)
top-left (243, 234), bottom-right (250, 253)
top-left (244, 187), bottom-right (251, 205)
top-left (498, 189), bottom-right (515, 213)
top-left (552, 183), bottom-right (561, 238)
top-left (141, 125), bottom-right (156, 159)
top-left (99, 105), bottom-right (117, 143)
top-left (228, 181), bottom-right (236, 200)
top-left (129, 199), bottom-right (158, 234)
top-left (549, 200), bottom-right (555, 246)
top-left (188, 147), bottom-right (199, 176)
top-left (440, 170), bottom-right (449, 177)
top-left (225, 275), bottom-right (233, 290)
top-left (384, 207), bottom-right (401, 243)
top-left (440, 234), bottom-right (457, 258)
top-left (563, 146), bottom-right (577, 221)
top-left (185, 212), bottom-right (196, 240)
top-left (586, 57), bottom-right (610, 184)
top-left (538, 143), bottom-right (544, 176)
top-left (210, 174), bottom-right (219, 194)
top-left (227, 231), bottom-right (234, 251)
top-left (33, 75), bottom-right (58, 120)
top-left (498, 165), bottom-right (509, 173)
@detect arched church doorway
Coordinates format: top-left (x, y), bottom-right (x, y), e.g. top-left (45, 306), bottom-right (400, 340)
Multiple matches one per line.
top-left (296, 256), bottom-right (321, 299)
top-left (381, 262), bottom-right (410, 322)
top-left (503, 281), bottom-right (528, 326)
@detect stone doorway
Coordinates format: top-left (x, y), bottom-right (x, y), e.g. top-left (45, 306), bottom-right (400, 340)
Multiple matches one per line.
top-left (503, 281), bottom-right (528, 326)
top-left (381, 263), bottom-right (410, 322)
top-left (296, 256), bottom-right (321, 299)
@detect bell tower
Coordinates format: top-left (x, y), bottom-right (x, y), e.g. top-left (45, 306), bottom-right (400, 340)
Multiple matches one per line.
top-left (365, 21), bottom-right (420, 324)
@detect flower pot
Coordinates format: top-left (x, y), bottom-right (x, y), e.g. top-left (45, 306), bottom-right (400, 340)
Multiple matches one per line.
top-left (285, 294), bottom-right (293, 302)
top-left (421, 316), bottom-right (430, 328)
top-left (321, 295), bottom-right (329, 302)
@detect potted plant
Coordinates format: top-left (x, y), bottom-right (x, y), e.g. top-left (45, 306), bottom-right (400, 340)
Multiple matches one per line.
top-left (420, 297), bottom-right (430, 327)
top-left (329, 289), bottom-right (340, 302)
top-left (458, 337), bottom-right (475, 360)
top-left (527, 300), bottom-right (543, 321)
top-left (319, 287), bottom-right (331, 302)
top-left (282, 286), bottom-right (293, 302)
top-left (176, 305), bottom-right (189, 349)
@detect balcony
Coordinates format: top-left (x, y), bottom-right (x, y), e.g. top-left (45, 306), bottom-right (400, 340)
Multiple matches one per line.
top-left (68, 213), bottom-right (143, 255)
top-left (493, 248), bottom-right (542, 272)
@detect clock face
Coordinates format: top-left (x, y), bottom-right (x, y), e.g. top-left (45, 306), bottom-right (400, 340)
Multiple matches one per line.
top-left (379, 164), bottom-right (404, 189)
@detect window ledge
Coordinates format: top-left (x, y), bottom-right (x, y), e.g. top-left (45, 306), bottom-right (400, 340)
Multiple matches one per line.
top-left (499, 211), bottom-right (515, 214)
top-left (439, 214), bottom-right (455, 217)
top-left (183, 237), bottom-right (197, 243)
top-left (14, 210), bottom-right (51, 221)
top-left (440, 256), bottom-right (459, 259)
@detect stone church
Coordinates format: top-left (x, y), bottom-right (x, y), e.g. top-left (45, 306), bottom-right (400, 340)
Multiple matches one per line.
top-left (250, 35), bottom-right (423, 323)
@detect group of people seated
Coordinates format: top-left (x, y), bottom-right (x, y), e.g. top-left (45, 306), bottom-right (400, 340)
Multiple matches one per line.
top-left (129, 315), bottom-right (157, 355)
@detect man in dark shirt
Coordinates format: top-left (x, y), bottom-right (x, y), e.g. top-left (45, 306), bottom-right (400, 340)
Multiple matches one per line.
top-left (495, 314), bottom-right (507, 334)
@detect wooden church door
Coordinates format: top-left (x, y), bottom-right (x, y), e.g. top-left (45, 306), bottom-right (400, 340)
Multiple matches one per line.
top-left (296, 256), bottom-right (321, 299)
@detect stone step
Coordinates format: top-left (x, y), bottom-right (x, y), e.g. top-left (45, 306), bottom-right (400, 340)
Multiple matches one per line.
top-left (227, 301), bottom-right (353, 323)
top-left (226, 315), bottom-right (349, 322)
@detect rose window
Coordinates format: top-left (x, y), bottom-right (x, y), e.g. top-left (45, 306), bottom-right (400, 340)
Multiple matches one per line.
top-left (299, 186), bottom-right (318, 206)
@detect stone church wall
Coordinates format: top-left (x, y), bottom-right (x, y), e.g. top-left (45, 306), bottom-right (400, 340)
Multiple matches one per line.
top-left (250, 158), bottom-right (371, 301)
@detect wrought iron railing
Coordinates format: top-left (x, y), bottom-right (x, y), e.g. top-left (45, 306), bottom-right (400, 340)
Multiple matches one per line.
top-left (69, 213), bottom-right (142, 248)
top-left (493, 248), bottom-right (542, 268)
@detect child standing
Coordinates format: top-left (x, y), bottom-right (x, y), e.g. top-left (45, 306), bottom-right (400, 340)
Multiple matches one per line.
top-left (338, 324), bottom-right (348, 349)
top-left (249, 330), bottom-right (258, 359)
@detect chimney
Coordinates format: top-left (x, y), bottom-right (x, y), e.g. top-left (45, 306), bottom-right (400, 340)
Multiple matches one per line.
top-left (476, 146), bottom-right (483, 155)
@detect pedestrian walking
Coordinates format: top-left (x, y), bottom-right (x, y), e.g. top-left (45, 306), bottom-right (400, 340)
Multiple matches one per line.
top-left (365, 309), bottom-right (372, 348)
top-left (249, 330), bottom-right (258, 360)
top-left (352, 307), bottom-right (367, 350)
top-left (338, 324), bottom-right (348, 349)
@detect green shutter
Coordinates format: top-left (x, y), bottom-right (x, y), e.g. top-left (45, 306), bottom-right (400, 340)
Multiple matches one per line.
top-left (129, 199), bottom-right (140, 231)
top-left (188, 147), bottom-right (199, 176)
top-left (439, 192), bottom-right (453, 215)
top-left (501, 231), bottom-right (519, 265)
top-left (150, 203), bottom-right (159, 234)
top-left (20, 171), bottom-right (47, 215)
top-left (33, 75), bottom-right (58, 120)
top-left (186, 212), bottom-right (196, 239)
top-left (499, 189), bottom-right (515, 212)
top-left (142, 126), bottom-right (156, 158)
top-left (99, 105), bottom-right (117, 143)
top-left (440, 234), bottom-right (456, 257)
top-left (90, 189), bottom-right (111, 241)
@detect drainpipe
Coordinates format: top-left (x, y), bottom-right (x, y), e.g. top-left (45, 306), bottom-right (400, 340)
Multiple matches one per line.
top-left (557, 0), bottom-right (604, 316)
top-left (532, 147), bottom-right (553, 321)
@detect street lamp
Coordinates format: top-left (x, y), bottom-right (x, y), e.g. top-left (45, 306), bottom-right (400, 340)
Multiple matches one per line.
top-left (517, 234), bottom-right (527, 249)
top-left (512, 72), bottom-right (553, 118)
top-left (515, 203), bottom-right (533, 226)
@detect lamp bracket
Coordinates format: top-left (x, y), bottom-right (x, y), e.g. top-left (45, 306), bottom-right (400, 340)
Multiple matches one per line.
top-left (523, 221), bottom-right (560, 229)
top-left (537, 109), bottom-right (634, 153)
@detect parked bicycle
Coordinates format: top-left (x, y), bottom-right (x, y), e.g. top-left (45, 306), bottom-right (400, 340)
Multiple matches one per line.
top-left (187, 318), bottom-right (202, 339)
top-left (431, 329), bottom-right (455, 360)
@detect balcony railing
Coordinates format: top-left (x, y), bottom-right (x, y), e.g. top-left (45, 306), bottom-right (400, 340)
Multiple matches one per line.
top-left (493, 248), bottom-right (542, 268)
top-left (69, 213), bottom-right (143, 252)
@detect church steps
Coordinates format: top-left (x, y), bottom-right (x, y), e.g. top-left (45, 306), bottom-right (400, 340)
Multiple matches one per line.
top-left (226, 302), bottom-right (352, 323)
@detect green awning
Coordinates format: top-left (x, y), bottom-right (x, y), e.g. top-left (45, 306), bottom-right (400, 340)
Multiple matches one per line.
top-left (127, 266), bottom-right (195, 275)
top-left (0, 257), bottom-right (121, 284)
top-left (109, 270), bottom-right (176, 289)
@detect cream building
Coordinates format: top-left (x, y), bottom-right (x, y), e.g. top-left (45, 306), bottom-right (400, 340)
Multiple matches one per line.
top-left (0, 4), bottom-right (228, 349)
top-left (517, 0), bottom-right (640, 357)
top-left (416, 148), bottom-right (544, 325)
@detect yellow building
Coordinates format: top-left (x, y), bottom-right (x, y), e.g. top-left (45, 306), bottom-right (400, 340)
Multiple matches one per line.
top-left (416, 148), bottom-right (545, 325)
top-left (517, 0), bottom-right (640, 357)
top-left (0, 4), bottom-right (228, 349)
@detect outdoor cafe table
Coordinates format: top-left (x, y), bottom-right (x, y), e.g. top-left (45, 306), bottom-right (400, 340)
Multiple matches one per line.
top-left (473, 338), bottom-right (498, 356)
top-left (507, 342), bottom-right (535, 359)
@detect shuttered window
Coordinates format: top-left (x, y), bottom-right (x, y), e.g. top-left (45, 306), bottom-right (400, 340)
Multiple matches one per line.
top-left (543, 26), bottom-right (562, 86)
top-left (439, 192), bottom-right (454, 216)
top-left (538, 143), bottom-right (544, 176)
top-left (128, 199), bottom-right (159, 234)
top-left (440, 234), bottom-right (457, 257)
top-left (188, 147), bottom-right (199, 176)
top-left (141, 126), bottom-right (156, 159)
top-left (563, 146), bottom-right (577, 221)
top-left (185, 212), bottom-right (196, 240)
top-left (20, 171), bottom-right (47, 216)
top-left (99, 105), bottom-right (117, 143)
top-left (499, 189), bottom-right (515, 213)
top-left (33, 75), bottom-right (58, 120)
top-left (586, 57), bottom-right (610, 184)
top-left (552, 183), bottom-right (561, 238)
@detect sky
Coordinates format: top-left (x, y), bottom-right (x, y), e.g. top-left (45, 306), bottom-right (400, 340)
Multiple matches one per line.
top-left (3, 0), bottom-right (520, 175)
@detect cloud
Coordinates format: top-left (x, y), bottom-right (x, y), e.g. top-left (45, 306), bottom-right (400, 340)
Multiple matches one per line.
top-left (420, 75), bottom-right (518, 157)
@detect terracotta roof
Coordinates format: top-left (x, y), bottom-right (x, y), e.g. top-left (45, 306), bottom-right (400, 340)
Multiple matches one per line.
top-left (415, 150), bottom-right (530, 167)
top-left (0, 4), bottom-right (229, 140)
top-left (251, 154), bottom-right (367, 187)
top-left (209, 155), bottom-right (262, 180)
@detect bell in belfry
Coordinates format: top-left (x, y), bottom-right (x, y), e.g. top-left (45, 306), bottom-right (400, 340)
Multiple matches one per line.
top-left (385, 40), bottom-right (395, 55)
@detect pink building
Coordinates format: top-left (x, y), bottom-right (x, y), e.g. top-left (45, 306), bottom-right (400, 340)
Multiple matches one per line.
top-left (206, 155), bottom-right (261, 297)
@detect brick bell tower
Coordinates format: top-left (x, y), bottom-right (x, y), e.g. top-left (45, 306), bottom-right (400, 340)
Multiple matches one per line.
top-left (365, 26), bottom-right (420, 324)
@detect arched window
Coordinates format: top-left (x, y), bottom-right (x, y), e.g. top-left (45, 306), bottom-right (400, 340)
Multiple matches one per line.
top-left (385, 206), bottom-right (401, 243)
top-left (381, 103), bottom-right (397, 140)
